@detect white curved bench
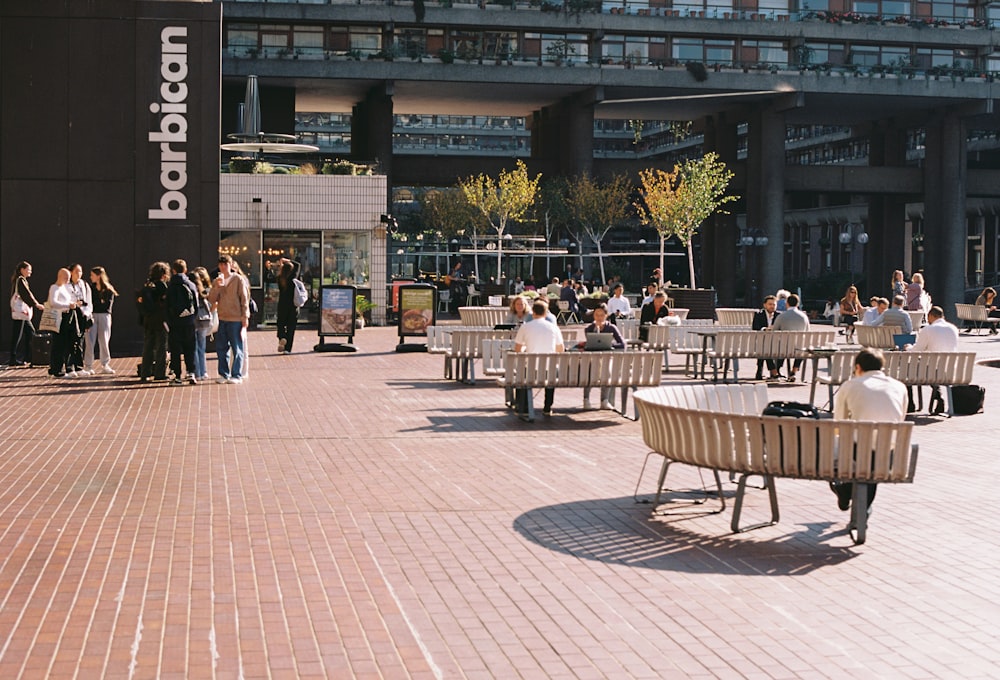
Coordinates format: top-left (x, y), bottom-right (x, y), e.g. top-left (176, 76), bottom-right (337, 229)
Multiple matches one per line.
top-left (633, 383), bottom-right (918, 544)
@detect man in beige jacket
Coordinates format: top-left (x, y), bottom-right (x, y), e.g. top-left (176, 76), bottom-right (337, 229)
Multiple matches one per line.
top-left (208, 255), bottom-right (250, 384)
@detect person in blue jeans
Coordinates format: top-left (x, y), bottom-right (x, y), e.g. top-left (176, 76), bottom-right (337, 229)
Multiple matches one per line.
top-left (207, 255), bottom-right (250, 384)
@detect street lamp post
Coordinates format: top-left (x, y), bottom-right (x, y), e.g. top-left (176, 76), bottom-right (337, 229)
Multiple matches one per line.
top-left (741, 229), bottom-right (769, 304)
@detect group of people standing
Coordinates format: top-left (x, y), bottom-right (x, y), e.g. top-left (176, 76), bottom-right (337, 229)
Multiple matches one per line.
top-left (9, 261), bottom-right (118, 377)
top-left (8, 253), bottom-right (304, 386)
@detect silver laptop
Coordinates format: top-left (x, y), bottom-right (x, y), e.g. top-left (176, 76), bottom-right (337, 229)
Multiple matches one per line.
top-left (584, 332), bottom-right (614, 351)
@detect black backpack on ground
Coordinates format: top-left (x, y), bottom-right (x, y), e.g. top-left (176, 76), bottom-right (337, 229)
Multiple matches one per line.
top-left (762, 401), bottom-right (819, 419)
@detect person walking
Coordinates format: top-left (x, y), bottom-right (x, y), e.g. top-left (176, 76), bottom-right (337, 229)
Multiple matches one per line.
top-left (208, 254), bottom-right (250, 384)
top-left (8, 261), bottom-right (44, 367)
top-left (190, 267), bottom-right (214, 381)
top-left (84, 266), bottom-right (118, 374)
top-left (138, 261), bottom-right (170, 383)
top-left (830, 348), bottom-right (907, 513)
top-left (166, 259), bottom-right (199, 385)
top-left (46, 268), bottom-right (77, 378)
top-left (275, 257), bottom-right (300, 354)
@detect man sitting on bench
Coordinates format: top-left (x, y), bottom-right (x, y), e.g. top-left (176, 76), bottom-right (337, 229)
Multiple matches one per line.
top-left (831, 348), bottom-right (907, 513)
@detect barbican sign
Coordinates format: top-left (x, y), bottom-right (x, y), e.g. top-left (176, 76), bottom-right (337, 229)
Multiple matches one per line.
top-left (148, 26), bottom-right (189, 220)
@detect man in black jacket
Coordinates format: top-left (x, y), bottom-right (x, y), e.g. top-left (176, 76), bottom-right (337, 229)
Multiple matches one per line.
top-left (166, 259), bottom-right (199, 385)
top-left (752, 295), bottom-right (781, 381)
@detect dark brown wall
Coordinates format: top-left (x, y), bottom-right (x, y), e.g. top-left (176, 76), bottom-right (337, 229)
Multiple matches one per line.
top-left (0, 0), bottom-right (221, 352)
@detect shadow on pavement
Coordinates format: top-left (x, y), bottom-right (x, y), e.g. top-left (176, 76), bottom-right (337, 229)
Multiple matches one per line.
top-left (514, 495), bottom-right (859, 575)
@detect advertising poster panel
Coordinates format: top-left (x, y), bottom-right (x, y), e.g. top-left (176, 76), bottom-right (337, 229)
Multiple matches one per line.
top-left (319, 285), bottom-right (357, 337)
top-left (397, 285), bottom-right (435, 338)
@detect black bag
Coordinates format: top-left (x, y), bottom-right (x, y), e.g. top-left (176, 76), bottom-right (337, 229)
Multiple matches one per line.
top-left (762, 401), bottom-right (819, 419)
top-left (950, 385), bottom-right (985, 416)
top-left (31, 332), bottom-right (52, 367)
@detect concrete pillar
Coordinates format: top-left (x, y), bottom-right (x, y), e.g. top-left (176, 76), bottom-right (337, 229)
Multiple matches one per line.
top-left (865, 123), bottom-right (908, 299)
top-left (529, 89), bottom-right (598, 177)
top-left (923, 113), bottom-right (967, 311)
top-left (351, 82), bottom-right (394, 207)
top-left (702, 113), bottom-right (740, 305)
top-left (746, 106), bottom-right (786, 300)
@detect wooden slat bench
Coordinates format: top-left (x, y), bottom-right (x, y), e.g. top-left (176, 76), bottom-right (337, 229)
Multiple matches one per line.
top-left (955, 303), bottom-right (1000, 334)
top-left (446, 329), bottom-right (515, 383)
top-left (707, 330), bottom-right (838, 382)
top-left (881, 351), bottom-right (977, 415)
top-left (853, 324), bottom-right (903, 349)
top-left (633, 384), bottom-right (919, 544)
top-left (500, 351), bottom-right (662, 422)
top-left (714, 308), bottom-right (756, 327)
top-left (458, 306), bottom-right (508, 327)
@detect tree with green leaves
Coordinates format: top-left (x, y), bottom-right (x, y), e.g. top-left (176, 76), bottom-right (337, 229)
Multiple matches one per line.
top-left (459, 160), bottom-right (541, 279)
top-left (567, 173), bottom-right (632, 286)
top-left (635, 152), bottom-right (738, 289)
top-left (421, 187), bottom-right (486, 274)
top-left (535, 177), bottom-right (572, 279)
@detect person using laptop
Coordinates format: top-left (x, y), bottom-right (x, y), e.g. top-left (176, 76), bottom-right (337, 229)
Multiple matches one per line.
top-left (582, 304), bottom-right (624, 410)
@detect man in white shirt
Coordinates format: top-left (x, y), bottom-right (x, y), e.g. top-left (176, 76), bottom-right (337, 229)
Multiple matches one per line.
top-left (544, 277), bottom-right (562, 298)
top-left (860, 297), bottom-right (884, 326)
top-left (831, 348), bottom-right (907, 512)
top-left (906, 305), bottom-right (959, 414)
top-left (513, 299), bottom-right (565, 416)
top-left (606, 283), bottom-right (632, 319)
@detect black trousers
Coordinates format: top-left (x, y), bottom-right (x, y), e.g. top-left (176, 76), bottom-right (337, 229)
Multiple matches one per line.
top-left (515, 387), bottom-right (554, 413)
top-left (9, 319), bottom-right (35, 365)
top-left (276, 306), bottom-right (299, 351)
top-left (169, 321), bottom-right (196, 378)
top-left (141, 323), bottom-right (168, 379)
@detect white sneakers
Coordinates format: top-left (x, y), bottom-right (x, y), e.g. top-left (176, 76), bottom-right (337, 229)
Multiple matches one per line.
top-left (600, 400), bottom-right (614, 410)
top-left (583, 398), bottom-right (593, 410)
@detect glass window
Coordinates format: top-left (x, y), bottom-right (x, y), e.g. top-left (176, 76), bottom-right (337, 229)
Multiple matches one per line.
top-left (220, 231), bottom-right (261, 288)
top-left (263, 233), bottom-right (323, 297)
top-left (323, 232), bottom-right (371, 285)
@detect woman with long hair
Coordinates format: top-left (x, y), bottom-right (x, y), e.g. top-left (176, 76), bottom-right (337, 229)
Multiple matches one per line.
top-left (275, 257), bottom-right (301, 354)
top-left (139, 261), bottom-right (170, 382)
top-left (65, 263), bottom-right (92, 376)
top-left (8, 261), bottom-right (45, 367)
top-left (84, 266), bottom-right (118, 374)
top-left (47, 268), bottom-right (77, 378)
top-left (191, 266), bottom-right (214, 381)
top-left (839, 285), bottom-right (861, 342)
top-left (891, 270), bottom-right (907, 298)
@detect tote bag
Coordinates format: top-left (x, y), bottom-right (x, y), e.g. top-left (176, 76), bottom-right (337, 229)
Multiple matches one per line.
top-left (39, 304), bottom-right (61, 333)
top-left (10, 293), bottom-right (31, 321)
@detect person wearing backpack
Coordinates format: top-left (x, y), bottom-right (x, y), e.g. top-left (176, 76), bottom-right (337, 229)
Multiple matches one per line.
top-left (275, 257), bottom-right (303, 354)
top-left (166, 259), bottom-right (199, 385)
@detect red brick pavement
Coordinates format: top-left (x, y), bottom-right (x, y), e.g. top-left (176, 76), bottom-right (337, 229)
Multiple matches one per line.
top-left (0, 326), bottom-right (998, 678)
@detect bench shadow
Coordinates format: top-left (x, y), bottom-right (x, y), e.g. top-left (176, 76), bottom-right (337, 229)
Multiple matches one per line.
top-left (513, 495), bottom-right (859, 575)
top-left (398, 408), bottom-right (624, 433)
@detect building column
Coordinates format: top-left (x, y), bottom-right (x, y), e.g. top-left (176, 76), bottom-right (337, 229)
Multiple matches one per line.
top-left (351, 82), bottom-right (394, 207)
top-left (702, 113), bottom-right (740, 305)
top-left (529, 88), bottom-right (600, 177)
top-left (746, 106), bottom-right (786, 301)
top-left (865, 123), bottom-right (908, 299)
top-left (923, 112), bottom-right (967, 310)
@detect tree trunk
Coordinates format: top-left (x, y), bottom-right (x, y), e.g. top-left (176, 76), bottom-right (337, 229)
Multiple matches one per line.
top-left (659, 234), bottom-right (665, 285)
top-left (687, 241), bottom-right (697, 289)
top-left (595, 237), bottom-right (606, 286)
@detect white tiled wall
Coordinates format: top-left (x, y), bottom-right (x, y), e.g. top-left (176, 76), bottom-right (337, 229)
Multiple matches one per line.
top-left (220, 174), bottom-right (388, 324)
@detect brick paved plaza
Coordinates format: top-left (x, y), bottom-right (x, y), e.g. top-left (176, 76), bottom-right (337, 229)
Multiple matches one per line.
top-left (0, 325), bottom-right (998, 678)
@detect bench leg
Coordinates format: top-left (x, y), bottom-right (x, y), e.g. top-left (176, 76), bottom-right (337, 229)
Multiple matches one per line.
top-left (651, 462), bottom-right (726, 513)
top-left (732, 473), bottom-right (779, 533)
top-left (848, 482), bottom-right (870, 545)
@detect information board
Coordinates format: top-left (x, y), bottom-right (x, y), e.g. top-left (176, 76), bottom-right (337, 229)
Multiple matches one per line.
top-left (318, 285), bottom-right (357, 338)
top-left (397, 285), bottom-right (435, 338)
